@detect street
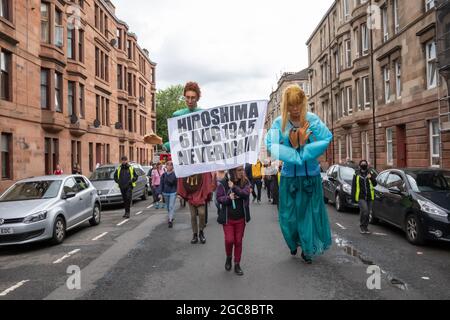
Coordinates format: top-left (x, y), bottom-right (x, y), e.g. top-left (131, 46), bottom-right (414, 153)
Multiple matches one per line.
top-left (1, 192), bottom-right (450, 300)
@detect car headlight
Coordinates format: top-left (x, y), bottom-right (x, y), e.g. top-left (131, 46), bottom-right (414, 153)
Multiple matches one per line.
top-left (109, 185), bottom-right (121, 195)
top-left (23, 210), bottom-right (48, 224)
top-left (418, 200), bottom-right (448, 217)
top-left (342, 183), bottom-right (352, 195)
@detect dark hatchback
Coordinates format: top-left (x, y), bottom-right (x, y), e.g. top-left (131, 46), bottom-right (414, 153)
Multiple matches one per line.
top-left (322, 164), bottom-right (360, 212)
top-left (371, 168), bottom-right (450, 245)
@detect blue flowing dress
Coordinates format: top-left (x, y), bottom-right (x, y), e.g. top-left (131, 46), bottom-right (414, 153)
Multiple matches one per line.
top-left (265, 112), bottom-right (333, 258)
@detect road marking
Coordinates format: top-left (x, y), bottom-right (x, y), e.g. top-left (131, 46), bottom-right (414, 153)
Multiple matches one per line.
top-left (135, 211), bottom-right (143, 216)
top-left (53, 249), bottom-right (80, 264)
top-left (422, 277), bottom-right (430, 280)
top-left (0, 280), bottom-right (30, 297)
top-left (417, 252), bottom-right (424, 255)
top-left (147, 204), bottom-right (154, 209)
top-left (336, 223), bottom-right (346, 230)
top-left (92, 232), bottom-right (108, 241)
top-left (373, 232), bottom-right (388, 236)
top-left (117, 219), bottom-right (130, 226)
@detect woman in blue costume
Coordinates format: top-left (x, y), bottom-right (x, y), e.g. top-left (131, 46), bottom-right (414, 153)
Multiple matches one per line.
top-left (266, 85), bottom-right (332, 264)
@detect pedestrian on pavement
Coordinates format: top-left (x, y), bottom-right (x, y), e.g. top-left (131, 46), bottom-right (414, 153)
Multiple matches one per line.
top-left (53, 164), bottom-right (63, 175)
top-left (151, 163), bottom-right (165, 209)
top-left (266, 85), bottom-right (332, 264)
top-left (351, 160), bottom-right (378, 235)
top-left (114, 156), bottom-right (138, 219)
top-left (213, 170), bottom-right (227, 211)
top-left (216, 166), bottom-right (251, 276)
top-left (72, 163), bottom-right (82, 175)
top-left (264, 161), bottom-right (279, 204)
top-left (160, 161), bottom-right (178, 228)
top-left (172, 82), bottom-right (215, 245)
top-left (251, 159), bottom-right (263, 204)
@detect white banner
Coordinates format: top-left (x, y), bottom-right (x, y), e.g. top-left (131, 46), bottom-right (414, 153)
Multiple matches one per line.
top-left (168, 100), bottom-right (268, 178)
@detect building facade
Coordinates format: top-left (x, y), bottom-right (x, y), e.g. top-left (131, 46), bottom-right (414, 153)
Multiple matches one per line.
top-left (0, 0), bottom-right (157, 192)
top-left (307, 0), bottom-right (449, 171)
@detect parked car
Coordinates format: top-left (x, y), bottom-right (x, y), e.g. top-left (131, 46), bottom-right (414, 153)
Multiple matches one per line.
top-left (371, 168), bottom-right (450, 245)
top-left (322, 164), bottom-right (359, 212)
top-left (0, 175), bottom-right (101, 246)
top-left (90, 163), bottom-right (149, 206)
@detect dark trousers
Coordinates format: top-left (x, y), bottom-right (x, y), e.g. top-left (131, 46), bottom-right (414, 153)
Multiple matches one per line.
top-left (223, 218), bottom-right (246, 263)
top-left (359, 199), bottom-right (373, 229)
top-left (251, 179), bottom-right (262, 201)
top-left (120, 187), bottom-right (133, 214)
top-left (264, 177), bottom-right (272, 199)
top-left (270, 176), bottom-right (279, 205)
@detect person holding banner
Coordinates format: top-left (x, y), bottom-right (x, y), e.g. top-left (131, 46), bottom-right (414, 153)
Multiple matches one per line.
top-left (216, 166), bottom-right (251, 276)
top-left (172, 82), bottom-right (215, 245)
top-left (266, 85), bottom-right (332, 264)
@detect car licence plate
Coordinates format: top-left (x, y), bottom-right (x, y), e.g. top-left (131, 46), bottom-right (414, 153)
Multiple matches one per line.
top-left (0, 228), bottom-right (14, 235)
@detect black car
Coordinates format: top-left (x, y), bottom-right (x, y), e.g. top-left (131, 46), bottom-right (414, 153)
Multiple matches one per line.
top-left (371, 168), bottom-right (450, 245)
top-left (322, 164), bottom-right (359, 212)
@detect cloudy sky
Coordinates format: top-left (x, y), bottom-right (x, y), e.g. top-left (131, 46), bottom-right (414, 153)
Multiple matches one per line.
top-left (114, 0), bottom-right (334, 107)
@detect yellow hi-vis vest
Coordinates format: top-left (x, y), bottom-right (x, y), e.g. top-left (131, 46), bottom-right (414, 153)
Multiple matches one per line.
top-left (117, 166), bottom-right (136, 188)
top-left (355, 175), bottom-right (375, 201)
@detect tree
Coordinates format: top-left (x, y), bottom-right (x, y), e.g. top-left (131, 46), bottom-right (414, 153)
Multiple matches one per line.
top-left (156, 85), bottom-right (186, 143)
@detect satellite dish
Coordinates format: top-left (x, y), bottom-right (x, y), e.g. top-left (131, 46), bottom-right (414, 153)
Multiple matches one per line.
top-left (70, 114), bottom-right (79, 124)
top-left (139, 96), bottom-right (145, 103)
top-left (110, 38), bottom-right (117, 47)
top-left (115, 122), bottom-right (122, 129)
top-left (93, 119), bottom-right (101, 128)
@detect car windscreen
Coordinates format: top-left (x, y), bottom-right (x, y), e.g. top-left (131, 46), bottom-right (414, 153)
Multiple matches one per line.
top-left (406, 171), bottom-right (450, 192)
top-left (0, 180), bottom-right (62, 202)
top-left (90, 167), bottom-right (116, 181)
top-left (340, 167), bottom-right (355, 181)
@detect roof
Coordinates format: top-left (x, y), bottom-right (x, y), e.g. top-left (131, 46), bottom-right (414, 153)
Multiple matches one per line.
top-left (279, 69), bottom-right (309, 84)
top-left (18, 175), bottom-right (79, 183)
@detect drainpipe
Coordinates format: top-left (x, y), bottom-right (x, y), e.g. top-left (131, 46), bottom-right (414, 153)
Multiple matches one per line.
top-left (369, 0), bottom-right (378, 169)
top-left (328, 12), bottom-right (335, 166)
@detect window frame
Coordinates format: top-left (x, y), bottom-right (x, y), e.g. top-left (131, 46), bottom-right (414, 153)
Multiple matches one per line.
top-left (386, 128), bottom-right (394, 166)
top-left (429, 119), bottom-right (441, 167)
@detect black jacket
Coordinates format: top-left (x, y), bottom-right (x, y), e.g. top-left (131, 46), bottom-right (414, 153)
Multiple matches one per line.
top-left (161, 171), bottom-right (177, 194)
top-left (114, 164), bottom-right (138, 190)
top-left (351, 169), bottom-right (378, 202)
top-left (216, 179), bottom-right (251, 225)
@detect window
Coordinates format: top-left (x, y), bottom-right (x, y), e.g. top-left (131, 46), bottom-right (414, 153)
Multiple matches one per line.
top-left (334, 51), bottom-right (339, 76)
top-left (0, 50), bottom-right (11, 101)
top-left (68, 28), bottom-right (75, 59)
top-left (128, 109), bottom-right (133, 132)
top-left (54, 9), bottom-right (63, 48)
top-left (356, 79), bottom-right (362, 110)
top-left (363, 76), bottom-right (370, 108)
top-left (118, 104), bottom-right (123, 127)
top-left (361, 24), bottom-right (369, 55)
top-left (68, 81), bottom-right (75, 116)
top-left (386, 128), bottom-right (393, 166)
top-left (382, 6), bottom-right (389, 42)
top-left (354, 28), bottom-right (360, 58)
top-left (426, 40), bottom-right (437, 89)
top-left (63, 178), bottom-right (78, 194)
top-left (127, 40), bottom-right (132, 59)
top-left (345, 40), bottom-right (352, 68)
top-left (346, 86), bottom-right (353, 115)
top-left (361, 131), bottom-right (370, 163)
top-left (430, 119), bottom-right (440, 167)
top-left (343, 0), bottom-right (350, 21)
top-left (71, 140), bottom-right (82, 173)
top-left (393, 0), bottom-right (400, 34)
top-left (0, 0), bottom-right (11, 21)
top-left (45, 138), bottom-right (59, 174)
top-left (106, 144), bottom-right (110, 164)
top-left (338, 138), bottom-right (343, 163)
top-left (1, 133), bottom-right (11, 179)
top-left (117, 29), bottom-right (123, 50)
top-left (96, 95), bottom-right (100, 122)
top-left (425, 0), bottom-right (435, 11)
top-left (386, 173), bottom-right (405, 190)
top-left (78, 30), bottom-right (84, 63)
top-left (95, 48), bottom-right (100, 77)
top-left (41, 3), bottom-right (50, 43)
top-left (54, 72), bottom-right (62, 112)
top-left (119, 145), bottom-right (125, 160)
top-left (395, 61), bottom-right (402, 98)
top-left (117, 65), bottom-right (123, 90)
top-left (383, 66), bottom-right (390, 103)
top-left (129, 147), bottom-right (134, 161)
top-left (89, 142), bottom-right (93, 172)
top-left (79, 84), bottom-right (85, 118)
top-left (346, 134), bottom-right (353, 160)
top-left (105, 99), bottom-right (110, 126)
top-left (341, 89), bottom-right (346, 117)
top-left (40, 69), bottom-right (49, 109)
top-left (128, 73), bottom-right (133, 96)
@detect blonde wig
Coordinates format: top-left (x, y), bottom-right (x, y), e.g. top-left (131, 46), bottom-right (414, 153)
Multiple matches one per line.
top-left (281, 85), bottom-right (308, 133)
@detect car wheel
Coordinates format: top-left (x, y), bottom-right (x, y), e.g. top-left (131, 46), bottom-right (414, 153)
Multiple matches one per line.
top-left (89, 204), bottom-right (101, 226)
top-left (335, 193), bottom-right (345, 212)
top-left (405, 214), bottom-right (425, 245)
top-left (51, 216), bottom-right (66, 245)
top-left (141, 187), bottom-right (148, 201)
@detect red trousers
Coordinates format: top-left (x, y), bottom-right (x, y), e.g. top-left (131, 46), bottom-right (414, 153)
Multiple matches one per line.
top-left (223, 218), bottom-right (246, 263)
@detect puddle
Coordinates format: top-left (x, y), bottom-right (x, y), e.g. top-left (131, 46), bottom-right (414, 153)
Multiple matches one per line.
top-left (334, 234), bottom-right (408, 291)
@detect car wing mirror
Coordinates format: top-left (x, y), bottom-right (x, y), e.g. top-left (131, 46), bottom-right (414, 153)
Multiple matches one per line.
top-left (62, 192), bottom-right (77, 200)
top-left (388, 186), bottom-right (403, 195)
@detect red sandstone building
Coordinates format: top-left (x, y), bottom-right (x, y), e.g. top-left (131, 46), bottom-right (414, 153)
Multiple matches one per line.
top-left (0, 0), bottom-right (158, 192)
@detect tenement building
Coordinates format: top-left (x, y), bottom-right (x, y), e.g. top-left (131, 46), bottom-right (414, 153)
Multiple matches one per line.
top-left (0, 0), bottom-right (157, 192)
top-left (306, 0), bottom-right (449, 170)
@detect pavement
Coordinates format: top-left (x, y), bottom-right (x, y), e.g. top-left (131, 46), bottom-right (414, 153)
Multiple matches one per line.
top-left (1, 191), bottom-right (449, 300)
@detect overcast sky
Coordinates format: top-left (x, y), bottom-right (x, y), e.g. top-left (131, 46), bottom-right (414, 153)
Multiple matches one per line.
top-left (113, 0), bottom-right (334, 107)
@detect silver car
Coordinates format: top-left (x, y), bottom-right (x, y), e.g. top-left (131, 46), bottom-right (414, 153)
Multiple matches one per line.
top-left (90, 163), bottom-right (149, 206)
top-left (0, 175), bottom-right (101, 246)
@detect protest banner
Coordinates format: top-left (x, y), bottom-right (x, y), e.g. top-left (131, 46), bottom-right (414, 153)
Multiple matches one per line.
top-left (168, 100), bottom-right (268, 178)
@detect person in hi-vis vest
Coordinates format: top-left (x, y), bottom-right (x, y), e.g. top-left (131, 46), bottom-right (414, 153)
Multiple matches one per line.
top-left (351, 160), bottom-right (378, 234)
top-left (114, 156), bottom-right (138, 219)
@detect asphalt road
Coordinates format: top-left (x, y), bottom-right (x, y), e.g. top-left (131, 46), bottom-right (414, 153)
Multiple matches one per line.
top-left (1, 191), bottom-right (449, 300)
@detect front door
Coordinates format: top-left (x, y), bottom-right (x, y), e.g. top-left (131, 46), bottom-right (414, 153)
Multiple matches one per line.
top-left (396, 125), bottom-right (407, 168)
